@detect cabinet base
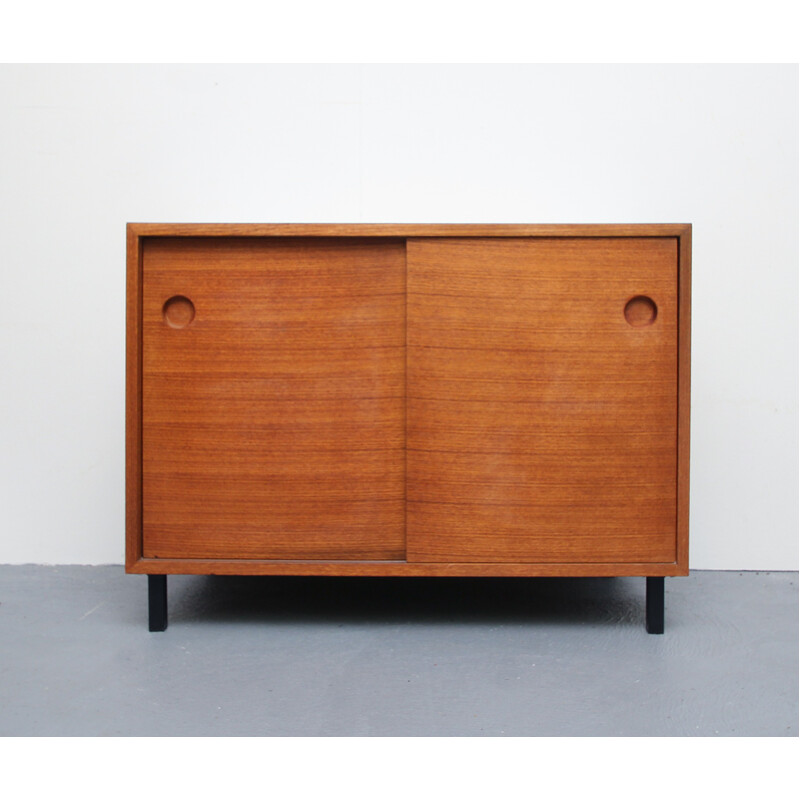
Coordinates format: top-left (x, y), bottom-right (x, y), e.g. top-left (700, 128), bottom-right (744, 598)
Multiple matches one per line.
top-left (143, 574), bottom-right (668, 633)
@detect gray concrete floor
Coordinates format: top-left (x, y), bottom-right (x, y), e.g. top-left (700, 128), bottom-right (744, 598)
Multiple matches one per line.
top-left (0, 566), bottom-right (796, 736)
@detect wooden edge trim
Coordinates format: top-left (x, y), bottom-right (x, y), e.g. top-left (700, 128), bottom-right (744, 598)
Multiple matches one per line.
top-left (128, 558), bottom-right (688, 578)
top-left (676, 225), bottom-right (692, 570)
top-left (125, 225), bottom-right (143, 569)
top-left (126, 223), bottom-right (693, 238)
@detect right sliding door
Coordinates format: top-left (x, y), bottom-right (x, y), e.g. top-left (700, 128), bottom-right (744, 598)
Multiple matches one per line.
top-left (406, 237), bottom-right (678, 564)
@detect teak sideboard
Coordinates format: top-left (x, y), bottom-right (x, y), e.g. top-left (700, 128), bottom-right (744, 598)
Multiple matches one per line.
top-left (126, 224), bottom-right (691, 633)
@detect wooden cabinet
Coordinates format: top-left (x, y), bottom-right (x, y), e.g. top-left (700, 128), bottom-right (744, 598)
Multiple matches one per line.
top-left (127, 224), bottom-right (691, 632)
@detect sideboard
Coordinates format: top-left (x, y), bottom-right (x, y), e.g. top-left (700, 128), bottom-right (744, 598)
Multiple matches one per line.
top-left (126, 224), bottom-right (691, 632)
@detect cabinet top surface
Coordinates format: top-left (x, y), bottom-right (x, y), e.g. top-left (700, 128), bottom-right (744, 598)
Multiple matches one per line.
top-left (128, 223), bottom-right (691, 238)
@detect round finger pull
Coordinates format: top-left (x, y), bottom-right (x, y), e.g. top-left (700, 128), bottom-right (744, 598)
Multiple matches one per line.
top-left (163, 295), bottom-right (195, 329)
top-left (624, 295), bottom-right (657, 327)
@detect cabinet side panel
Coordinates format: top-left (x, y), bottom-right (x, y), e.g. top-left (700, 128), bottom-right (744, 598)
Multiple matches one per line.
top-left (126, 226), bottom-right (143, 569)
top-left (676, 227), bottom-right (691, 572)
top-left (407, 237), bottom-right (679, 564)
top-left (142, 237), bottom-right (406, 560)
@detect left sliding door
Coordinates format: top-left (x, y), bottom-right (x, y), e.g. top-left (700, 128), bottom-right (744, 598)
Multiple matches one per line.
top-left (141, 237), bottom-right (406, 560)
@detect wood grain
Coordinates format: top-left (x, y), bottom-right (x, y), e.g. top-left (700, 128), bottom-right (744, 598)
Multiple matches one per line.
top-left (407, 237), bottom-right (679, 563)
top-left (141, 237), bottom-right (406, 560)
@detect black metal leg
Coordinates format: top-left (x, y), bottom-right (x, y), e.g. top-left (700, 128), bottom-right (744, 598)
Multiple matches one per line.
top-left (646, 576), bottom-right (664, 634)
top-left (148, 575), bottom-right (168, 632)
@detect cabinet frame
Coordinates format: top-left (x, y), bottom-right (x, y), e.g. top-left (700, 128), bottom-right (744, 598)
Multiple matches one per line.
top-left (126, 223), bottom-right (690, 579)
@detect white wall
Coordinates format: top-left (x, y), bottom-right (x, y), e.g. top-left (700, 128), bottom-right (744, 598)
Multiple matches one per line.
top-left (0, 64), bottom-right (796, 569)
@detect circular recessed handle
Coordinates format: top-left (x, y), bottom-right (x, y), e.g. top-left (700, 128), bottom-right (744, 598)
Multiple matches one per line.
top-left (624, 295), bottom-right (657, 327)
top-left (163, 295), bottom-right (195, 329)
